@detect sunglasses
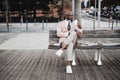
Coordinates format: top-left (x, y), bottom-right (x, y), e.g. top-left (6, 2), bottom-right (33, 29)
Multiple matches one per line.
top-left (68, 15), bottom-right (73, 16)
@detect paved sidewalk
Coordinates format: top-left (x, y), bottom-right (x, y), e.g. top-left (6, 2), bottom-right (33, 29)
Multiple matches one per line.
top-left (0, 32), bottom-right (49, 49)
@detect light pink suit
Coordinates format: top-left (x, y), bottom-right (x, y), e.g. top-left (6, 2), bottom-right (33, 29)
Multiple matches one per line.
top-left (57, 19), bottom-right (83, 61)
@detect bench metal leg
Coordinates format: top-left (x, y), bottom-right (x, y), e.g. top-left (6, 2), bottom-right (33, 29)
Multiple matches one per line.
top-left (94, 50), bottom-right (98, 61)
top-left (72, 49), bottom-right (76, 66)
top-left (94, 49), bottom-right (102, 65)
top-left (97, 49), bottom-right (102, 65)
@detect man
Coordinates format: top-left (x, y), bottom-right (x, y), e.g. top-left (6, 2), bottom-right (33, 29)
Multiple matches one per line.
top-left (55, 12), bottom-right (83, 74)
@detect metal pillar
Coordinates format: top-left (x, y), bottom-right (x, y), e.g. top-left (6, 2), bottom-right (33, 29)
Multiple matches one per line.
top-left (61, 0), bottom-right (64, 20)
top-left (75, 0), bottom-right (82, 24)
top-left (72, 0), bottom-right (75, 20)
top-left (98, 0), bottom-right (101, 27)
top-left (93, 0), bottom-right (97, 30)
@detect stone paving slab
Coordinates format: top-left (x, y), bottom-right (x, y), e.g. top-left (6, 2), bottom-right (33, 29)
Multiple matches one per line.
top-left (0, 32), bottom-right (19, 45)
top-left (0, 32), bottom-right (49, 49)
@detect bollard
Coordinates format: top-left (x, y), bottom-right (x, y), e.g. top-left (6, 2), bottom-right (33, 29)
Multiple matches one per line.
top-left (20, 16), bottom-right (23, 26)
top-left (46, 19), bottom-right (48, 27)
top-left (34, 19), bottom-right (36, 26)
top-left (109, 16), bottom-right (112, 28)
top-left (42, 20), bottom-right (44, 31)
top-left (7, 23), bottom-right (9, 31)
top-left (26, 20), bottom-right (28, 31)
top-left (111, 20), bottom-right (114, 30)
top-left (6, 11), bottom-right (9, 31)
top-left (58, 19), bottom-right (60, 22)
top-left (108, 20), bottom-right (110, 28)
top-left (93, 19), bottom-right (95, 30)
top-left (116, 19), bottom-right (118, 27)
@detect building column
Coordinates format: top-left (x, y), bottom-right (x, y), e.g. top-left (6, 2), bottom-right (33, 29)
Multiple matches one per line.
top-left (75, 0), bottom-right (82, 24)
top-left (72, 0), bottom-right (75, 20)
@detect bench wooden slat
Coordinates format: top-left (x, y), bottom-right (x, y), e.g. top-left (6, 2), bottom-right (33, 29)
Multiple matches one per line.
top-left (49, 30), bottom-right (120, 34)
top-left (48, 44), bottom-right (120, 49)
top-left (82, 34), bottom-right (120, 38)
top-left (49, 30), bottom-right (120, 38)
top-left (49, 34), bottom-right (120, 38)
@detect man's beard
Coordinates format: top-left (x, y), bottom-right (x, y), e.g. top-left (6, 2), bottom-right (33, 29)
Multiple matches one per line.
top-left (66, 18), bottom-right (73, 22)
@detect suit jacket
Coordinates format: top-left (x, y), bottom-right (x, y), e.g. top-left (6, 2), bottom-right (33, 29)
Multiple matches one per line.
top-left (57, 19), bottom-right (82, 43)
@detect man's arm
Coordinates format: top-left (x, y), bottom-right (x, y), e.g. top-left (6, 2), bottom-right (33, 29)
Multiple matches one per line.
top-left (57, 22), bottom-right (68, 38)
top-left (71, 20), bottom-right (83, 38)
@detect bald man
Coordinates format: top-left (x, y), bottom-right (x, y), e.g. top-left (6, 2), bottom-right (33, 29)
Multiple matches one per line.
top-left (55, 13), bottom-right (83, 74)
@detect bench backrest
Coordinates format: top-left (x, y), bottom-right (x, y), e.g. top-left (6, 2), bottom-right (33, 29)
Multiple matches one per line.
top-left (49, 30), bottom-right (120, 43)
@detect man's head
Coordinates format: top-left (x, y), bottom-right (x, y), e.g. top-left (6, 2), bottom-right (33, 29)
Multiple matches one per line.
top-left (64, 12), bottom-right (73, 20)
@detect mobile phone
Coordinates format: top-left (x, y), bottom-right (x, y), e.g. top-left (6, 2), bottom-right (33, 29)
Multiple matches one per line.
top-left (74, 29), bottom-right (77, 32)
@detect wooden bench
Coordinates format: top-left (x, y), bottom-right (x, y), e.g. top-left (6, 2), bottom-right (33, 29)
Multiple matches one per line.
top-left (48, 30), bottom-right (120, 65)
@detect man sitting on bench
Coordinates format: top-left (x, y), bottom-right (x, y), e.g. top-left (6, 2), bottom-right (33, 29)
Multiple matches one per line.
top-left (55, 12), bottom-right (83, 73)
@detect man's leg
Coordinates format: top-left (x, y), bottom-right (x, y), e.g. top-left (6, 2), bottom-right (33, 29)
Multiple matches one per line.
top-left (64, 31), bottom-right (77, 45)
top-left (55, 31), bottom-right (77, 57)
top-left (66, 42), bottom-right (74, 73)
top-left (66, 31), bottom-right (77, 66)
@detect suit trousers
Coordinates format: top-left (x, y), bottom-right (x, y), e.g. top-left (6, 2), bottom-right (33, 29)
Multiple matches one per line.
top-left (63, 31), bottom-right (77, 61)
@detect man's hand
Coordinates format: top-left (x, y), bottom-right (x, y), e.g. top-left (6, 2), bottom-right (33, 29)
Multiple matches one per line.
top-left (76, 31), bottom-right (82, 38)
top-left (62, 29), bottom-right (68, 32)
top-left (65, 32), bottom-right (69, 37)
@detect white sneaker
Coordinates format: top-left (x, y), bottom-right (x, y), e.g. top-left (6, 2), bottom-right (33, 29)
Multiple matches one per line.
top-left (72, 61), bottom-right (76, 66)
top-left (55, 49), bottom-right (63, 57)
top-left (66, 66), bottom-right (72, 74)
